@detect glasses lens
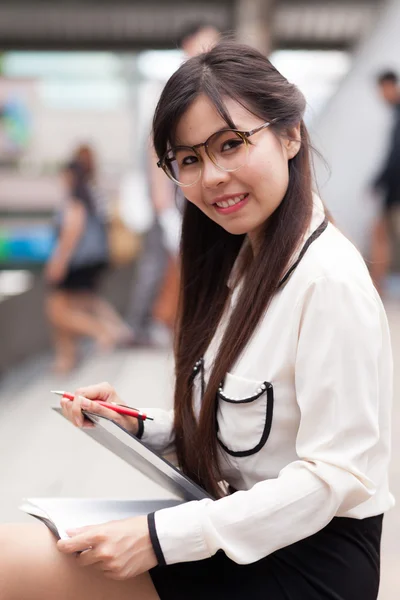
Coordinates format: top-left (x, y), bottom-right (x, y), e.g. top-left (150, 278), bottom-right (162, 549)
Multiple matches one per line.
top-left (164, 147), bottom-right (201, 186)
top-left (207, 130), bottom-right (248, 172)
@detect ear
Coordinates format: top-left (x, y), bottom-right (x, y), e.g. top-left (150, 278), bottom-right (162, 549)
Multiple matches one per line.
top-left (282, 123), bottom-right (301, 160)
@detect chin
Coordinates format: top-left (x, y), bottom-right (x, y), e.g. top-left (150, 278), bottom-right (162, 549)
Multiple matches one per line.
top-left (222, 223), bottom-right (253, 236)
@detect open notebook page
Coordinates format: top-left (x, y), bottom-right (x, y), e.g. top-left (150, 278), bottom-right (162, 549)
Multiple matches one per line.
top-left (20, 498), bottom-right (181, 540)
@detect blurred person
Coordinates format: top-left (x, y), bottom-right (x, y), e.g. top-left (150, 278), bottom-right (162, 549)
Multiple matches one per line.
top-left (46, 144), bottom-right (132, 373)
top-left (124, 151), bottom-right (173, 347)
top-left (177, 21), bottom-right (220, 56)
top-left (126, 23), bottom-right (220, 347)
top-left (370, 70), bottom-right (400, 295)
top-left (0, 42), bottom-right (393, 600)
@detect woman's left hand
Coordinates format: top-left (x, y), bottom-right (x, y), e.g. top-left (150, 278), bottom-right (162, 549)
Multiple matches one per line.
top-left (57, 515), bottom-right (158, 580)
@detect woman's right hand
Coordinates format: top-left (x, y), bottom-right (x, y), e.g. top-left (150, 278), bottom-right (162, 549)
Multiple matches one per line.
top-left (60, 381), bottom-right (139, 435)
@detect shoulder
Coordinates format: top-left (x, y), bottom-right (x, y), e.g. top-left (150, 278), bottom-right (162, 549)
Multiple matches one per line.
top-left (284, 223), bottom-right (386, 327)
top-left (296, 223), bottom-right (375, 293)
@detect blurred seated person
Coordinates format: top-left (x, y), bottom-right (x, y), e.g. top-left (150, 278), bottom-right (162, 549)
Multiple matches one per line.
top-left (45, 144), bottom-right (132, 373)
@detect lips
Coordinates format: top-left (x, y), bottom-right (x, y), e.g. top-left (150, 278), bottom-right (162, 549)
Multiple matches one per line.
top-left (213, 193), bottom-right (250, 215)
top-left (214, 193), bottom-right (248, 209)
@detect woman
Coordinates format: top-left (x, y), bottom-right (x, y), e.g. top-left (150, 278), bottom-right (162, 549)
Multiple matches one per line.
top-left (46, 144), bottom-right (132, 373)
top-left (0, 42), bottom-right (393, 599)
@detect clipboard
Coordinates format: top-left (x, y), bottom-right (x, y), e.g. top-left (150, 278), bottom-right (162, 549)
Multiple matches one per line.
top-left (52, 407), bottom-right (213, 502)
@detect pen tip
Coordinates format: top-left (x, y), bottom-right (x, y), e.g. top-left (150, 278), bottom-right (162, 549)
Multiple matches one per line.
top-left (50, 390), bottom-right (64, 395)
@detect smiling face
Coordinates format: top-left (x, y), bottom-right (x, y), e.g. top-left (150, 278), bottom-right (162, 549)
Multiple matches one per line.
top-left (174, 94), bottom-right (301, 246)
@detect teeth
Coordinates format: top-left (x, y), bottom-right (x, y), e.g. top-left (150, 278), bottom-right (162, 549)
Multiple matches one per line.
top-left (216, 194), bottom-right (246, 208)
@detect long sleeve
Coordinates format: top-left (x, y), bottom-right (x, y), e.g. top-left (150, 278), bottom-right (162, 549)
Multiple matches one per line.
top-left (138, 408), bottom-right (175, 455)
top-left (151, 275), bottom-right (391, 565)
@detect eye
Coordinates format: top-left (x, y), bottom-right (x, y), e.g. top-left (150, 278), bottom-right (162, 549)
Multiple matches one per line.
top-left (181, 155), bottom-right (199, 167)
top-left (221, 137), bottom-right (244, 152)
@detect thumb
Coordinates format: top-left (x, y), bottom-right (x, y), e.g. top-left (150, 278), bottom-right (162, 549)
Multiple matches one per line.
top-left (75, 382), bottom-right (113, 402)
top-left (66, 525), bottom-right (93, 537)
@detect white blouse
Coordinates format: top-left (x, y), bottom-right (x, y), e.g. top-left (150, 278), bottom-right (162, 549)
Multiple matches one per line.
top-left (140, 196), bottom-right (395, 566)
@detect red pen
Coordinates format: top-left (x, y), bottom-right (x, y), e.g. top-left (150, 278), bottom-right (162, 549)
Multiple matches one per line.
top-left (51, 391), bottom-right (153, 421)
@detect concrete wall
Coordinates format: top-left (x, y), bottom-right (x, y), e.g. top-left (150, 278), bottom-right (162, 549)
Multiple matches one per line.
top-left (311, 0), bottom-right (400, 254)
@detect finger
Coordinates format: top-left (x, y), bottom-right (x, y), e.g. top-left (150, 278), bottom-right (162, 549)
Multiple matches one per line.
top-left (75, 382), bottom-right (114, 402)
top-left (57, 533), bottom-right (94, 555)
top-left (76, 548), bottom-right (102, 568)
top-left (66, 525), bottom-right (93, 537)
top-left (78, 397), bottom-right (127, 427)
top-left (60, 396), bottom-right (79, 426)
top-left (71, 394), bottom-right (87, 427)
top-left (60, 396), bottom-right (94, 429)
top-left (60, 396), bottom-right (71, 418)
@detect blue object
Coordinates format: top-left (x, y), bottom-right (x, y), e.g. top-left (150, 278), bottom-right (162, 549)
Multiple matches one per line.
top-left (6, 225), bottom-right (55, 262)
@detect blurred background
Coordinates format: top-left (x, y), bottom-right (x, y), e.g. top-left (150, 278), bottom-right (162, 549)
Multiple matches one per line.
top-left (0, 1), bottom-right (399, 597)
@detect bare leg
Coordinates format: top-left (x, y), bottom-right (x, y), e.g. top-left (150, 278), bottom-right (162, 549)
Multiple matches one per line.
top-left (46, 292), bottom-right (79, 373)
top-left (76, 292), bottom-right (133, 343)
top-left (0, 523), bottom-right (159, 600)
top-left (369, 215), bottom-right (391, 296)
top-left (51, 328), bottom-right (77, 374)
top-left (46, 291), bottom-right (114, 350)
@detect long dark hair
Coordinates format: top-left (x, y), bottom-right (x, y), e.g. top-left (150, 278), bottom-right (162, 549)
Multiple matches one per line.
top-left (153, 41), bottom-right (314, 498)
top-left (65, 144), bottom-right (97, 210)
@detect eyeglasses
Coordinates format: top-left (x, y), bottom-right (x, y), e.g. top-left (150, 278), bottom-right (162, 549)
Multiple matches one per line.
top-left (157, 121), bottom-right (274, 187)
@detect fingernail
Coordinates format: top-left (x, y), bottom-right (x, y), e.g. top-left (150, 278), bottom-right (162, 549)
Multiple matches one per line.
top-left (81, 399), bottom-right (90, 409)
top-left (75, 418), bottom-right (82, 427)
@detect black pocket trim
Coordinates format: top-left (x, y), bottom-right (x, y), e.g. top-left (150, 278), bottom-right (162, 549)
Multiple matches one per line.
top-left (218, 381), bottom-right (269, 404)
top-left (217, 382), bottom-right (274, 457)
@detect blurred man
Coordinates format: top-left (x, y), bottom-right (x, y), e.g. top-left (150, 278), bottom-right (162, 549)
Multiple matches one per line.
top-left (127, 23), bottom-right (220, 346)
top-left (151, 23), bottom-right (221, 334)
top-left (370, 70), bottom-right (400, 296)
top-left (178, 22), bottom-right (220, 57)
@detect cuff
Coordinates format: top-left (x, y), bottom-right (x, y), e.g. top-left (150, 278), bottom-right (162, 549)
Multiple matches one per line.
top-left (153, 499), bottom-right (214, 565)
top-left (136, 418), bottom-right (144, 439)
top-left (147, 512), bottom-right (166, 566)
top-left (138, 408), bottom-right (175, 454)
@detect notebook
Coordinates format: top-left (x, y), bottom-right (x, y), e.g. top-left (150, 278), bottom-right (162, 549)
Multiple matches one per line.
top-left (19, 407), bottom-right (212, 539)
top-left (19, 498), bottom-right (182, 540)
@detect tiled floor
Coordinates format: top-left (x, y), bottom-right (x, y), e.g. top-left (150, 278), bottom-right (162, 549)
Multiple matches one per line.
top-left (0, 306), bottom-right (399, 598)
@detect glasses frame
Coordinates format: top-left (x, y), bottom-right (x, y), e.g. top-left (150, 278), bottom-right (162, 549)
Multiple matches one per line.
top-left (157, 120), bottom-right (274, 188)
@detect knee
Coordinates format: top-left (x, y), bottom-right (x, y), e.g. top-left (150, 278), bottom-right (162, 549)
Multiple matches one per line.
top-left (0, 523), bottom-right (58, 569)
top-left (0, 523), bottom-right (64, 599)
top-left (46, 293), bottom-right (70, 325)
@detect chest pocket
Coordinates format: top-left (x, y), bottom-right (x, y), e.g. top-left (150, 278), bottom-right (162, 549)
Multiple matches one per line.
top-left (216, 372), bottom-right (274, 457)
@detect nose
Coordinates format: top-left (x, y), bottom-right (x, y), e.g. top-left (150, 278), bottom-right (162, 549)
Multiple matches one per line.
top-left (201, 155), bottom-right (230, 189)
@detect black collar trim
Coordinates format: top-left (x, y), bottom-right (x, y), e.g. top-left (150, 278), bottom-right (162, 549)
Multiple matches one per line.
top-left (278, 218), bottom-right (328, 289)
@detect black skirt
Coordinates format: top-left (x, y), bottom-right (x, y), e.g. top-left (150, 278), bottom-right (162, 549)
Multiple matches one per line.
top-left (53, 262), bottom-right (107, 292)
top-left (149, 514), bottom-right (383, 600)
